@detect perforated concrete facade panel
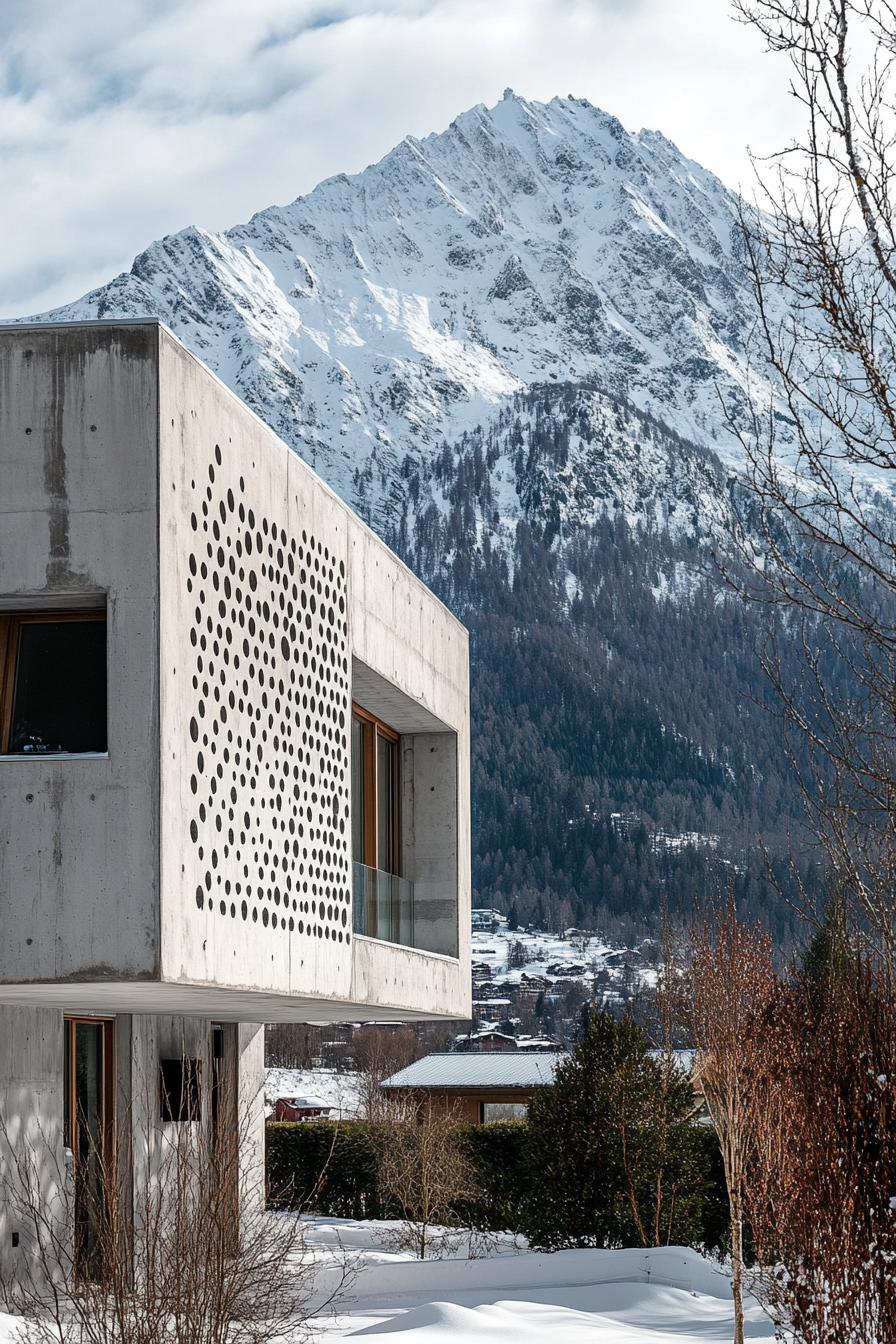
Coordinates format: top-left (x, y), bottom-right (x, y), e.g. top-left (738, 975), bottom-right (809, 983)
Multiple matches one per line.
top-left (0, 322), bottom-right (471, 1024)
top-left (158, 334), bottom-right (357, 1002)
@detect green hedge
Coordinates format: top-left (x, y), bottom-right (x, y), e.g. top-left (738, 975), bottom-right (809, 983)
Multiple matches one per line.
top-left (456, 1121), bottom-right (531, 1232)
top-left (266, 1121), bottom-right (388, 1219)
top-left (266, 1116), bottom-right (726, 1248)
top-left (265, 1119), bottom-right (530, 1230)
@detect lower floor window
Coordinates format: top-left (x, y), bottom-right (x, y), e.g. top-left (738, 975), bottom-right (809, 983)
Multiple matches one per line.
top-left (64, 1016), bottom-right (114, 1279)
top-left (480, 1101), bottom-right (528, 1122)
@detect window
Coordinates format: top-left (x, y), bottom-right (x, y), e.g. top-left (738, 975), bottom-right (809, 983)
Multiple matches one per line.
top-left (160, 1058), bottom-right (202, 1122)
top-left (480, 1102), bottom-right (528, 1122)
top-left (64, 1017), bottom-right (114, 1279)
top-left (351, 703), bottom-right (400, 874)
top-left (0, 609), bottom-right (107, 755)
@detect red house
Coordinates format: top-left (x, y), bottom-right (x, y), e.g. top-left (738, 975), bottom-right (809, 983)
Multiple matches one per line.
top-left (272, 1095), bottom-right (332, 1122)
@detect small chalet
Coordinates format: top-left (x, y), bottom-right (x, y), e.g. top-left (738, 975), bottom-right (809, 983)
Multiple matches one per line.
top-left (380, 1051), bottom-right (563, 1123)
top-left (271, 1095), bottom-right (332, 1122)
top-left (516, 1035), bottom-right (563, 1052)
top-left (471, 998), bottom-right (513, 1023)
top-left (455, 1028), bottom-right (518, 1052)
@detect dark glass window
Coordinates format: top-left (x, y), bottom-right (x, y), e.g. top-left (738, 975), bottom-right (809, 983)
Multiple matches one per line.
top-left (160, 1058), bottom-right (202, 1123)
top-left (63, 1016), bottom-right (114, 1280)
top-left (377, 734), bottom-right (396, 874)
top-left (0, 612), bottom-right (106, 754)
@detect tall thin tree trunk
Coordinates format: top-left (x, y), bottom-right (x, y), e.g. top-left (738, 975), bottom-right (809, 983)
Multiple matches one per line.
top-left (731, 1188), bottom-right (745, 1344)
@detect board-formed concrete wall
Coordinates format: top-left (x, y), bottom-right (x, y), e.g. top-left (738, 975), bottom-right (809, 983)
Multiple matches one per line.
top-left (0, 1007), bottom-right (68, 1288)
top-left (0, 1004), bottom-right (264, 1293)
top-left (0, 324), bottom-right (160, 988)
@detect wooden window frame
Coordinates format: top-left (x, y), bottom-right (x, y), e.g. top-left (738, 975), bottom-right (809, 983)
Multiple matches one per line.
top-left (63, 1015), bottom-right (116, 1163)
top-left (351, 701), bottom-right (401, 875)
top-left (0, 609), bottom-right (106, 754)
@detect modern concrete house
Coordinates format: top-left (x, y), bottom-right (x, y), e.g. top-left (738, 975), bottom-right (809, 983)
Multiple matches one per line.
top-left (380, 1053), bottom-right (562, 1123)
top-left (0, 320), bottom-right (471, 1280)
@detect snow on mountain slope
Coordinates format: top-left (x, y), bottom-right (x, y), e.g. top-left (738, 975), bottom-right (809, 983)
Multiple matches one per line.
top-left (31, 90), bottom-right (768, 531)
top-left (413, 383), bottom-right (737, 546)
top-left (264, 1067), bottom-right (361, 1119)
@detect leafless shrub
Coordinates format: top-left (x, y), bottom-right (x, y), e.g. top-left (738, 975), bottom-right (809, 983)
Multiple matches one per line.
top-left (676, 900), bottom-right (778, 1344)
top-left (375, 1105), bottom-right (480, 1259)
top-left (352, 1027), bottom-right (420, 1122)
top-left (743, 954), bottom-right (896, 1343)
top-left (690, 7), bottom-right (896, 1331)
top-left (465, 1226), bottom-right (520, 1260)
top-left (264, 1024), bottom-right (323, 1071)
top-left (676, 898), bottom-right (896, 1339)
top-left (0, 1088), bottom-right (334, 1344)
top-left (727, 0), bottom-right (896, 963)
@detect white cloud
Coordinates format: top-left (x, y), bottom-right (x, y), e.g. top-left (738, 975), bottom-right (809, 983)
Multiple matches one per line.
top-left (1, 0), bottom-right (798, 316)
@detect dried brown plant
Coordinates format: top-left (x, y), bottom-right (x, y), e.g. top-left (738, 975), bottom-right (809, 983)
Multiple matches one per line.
top-left (678, 900), bottom-right (778, 1344)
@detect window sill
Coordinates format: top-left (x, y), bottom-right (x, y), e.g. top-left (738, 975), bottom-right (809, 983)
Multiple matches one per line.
top-left (0, 751), bottom-right (110, 762)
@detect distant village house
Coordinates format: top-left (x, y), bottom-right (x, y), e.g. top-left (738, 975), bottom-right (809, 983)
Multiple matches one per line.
top-left (380, 1052), bottom-right (563, 1123)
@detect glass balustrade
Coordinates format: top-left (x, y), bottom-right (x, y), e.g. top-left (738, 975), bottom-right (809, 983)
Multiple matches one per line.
top-left (352, 862), bottom-right (415, 947)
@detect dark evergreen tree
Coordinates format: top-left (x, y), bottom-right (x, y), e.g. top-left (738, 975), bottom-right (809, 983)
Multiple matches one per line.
top-left (521, 1010), bottom-right (712, 1249)
top-left (801, 893), bottom-right (857, 1019)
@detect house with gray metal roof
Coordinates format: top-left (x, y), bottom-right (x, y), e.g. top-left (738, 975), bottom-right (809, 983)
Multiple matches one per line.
top-left (380, 1051), bottom-right (564, 1123)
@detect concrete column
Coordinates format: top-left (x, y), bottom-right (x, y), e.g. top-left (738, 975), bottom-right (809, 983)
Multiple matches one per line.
top-left (0, 1006), bottom-right (67, 1292)
top-left (402, 732), bottom-right (459, 956)
top-left (235, 1023), bottom-right (265, 1229)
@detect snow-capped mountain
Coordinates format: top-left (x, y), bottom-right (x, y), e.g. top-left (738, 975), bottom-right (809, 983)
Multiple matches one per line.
top-left (23, 91), bottom-right (816, 937)
top-left (38, 90), bottom-right (762, 533)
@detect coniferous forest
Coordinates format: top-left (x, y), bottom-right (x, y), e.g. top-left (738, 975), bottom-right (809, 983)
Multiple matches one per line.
top-left (379, 384), bottom-right (828, 945)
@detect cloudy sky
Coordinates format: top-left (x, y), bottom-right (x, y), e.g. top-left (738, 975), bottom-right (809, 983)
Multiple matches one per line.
top-left (0, 0), bottom-right (798, 317)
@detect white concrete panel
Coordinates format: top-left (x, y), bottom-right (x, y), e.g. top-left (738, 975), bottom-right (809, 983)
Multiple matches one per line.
top-left (353, 659), bottom-right (450, 734)
top-left (0, 978), bottom-right (467, 1023)
top-left (350, 937), bottom-right (471, 1020)
top-left (401, 732), bottom-right (459, 956)
top-left (235, 1023), bottom-right (265, 1224)
top-left (158, 333), bottom-right (355, 1003)
top-left (0, 1006), bottom-right (67, 1287)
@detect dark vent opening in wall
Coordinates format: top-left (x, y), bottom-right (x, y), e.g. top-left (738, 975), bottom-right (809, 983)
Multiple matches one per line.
top-left (160, 1058), bottom-right (202, 1123)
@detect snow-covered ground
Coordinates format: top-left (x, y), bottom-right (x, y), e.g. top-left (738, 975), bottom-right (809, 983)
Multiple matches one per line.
top-left (303, 1217), bottom-right (774, 1342)
top-left (265, 1067), bottom-right (363, 1119)
top-left (0, 1218), bottom-right (774, 1342)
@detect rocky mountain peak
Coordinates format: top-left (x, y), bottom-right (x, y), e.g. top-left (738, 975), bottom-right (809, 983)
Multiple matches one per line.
top-left (30, 90), bottom-right (772, 529)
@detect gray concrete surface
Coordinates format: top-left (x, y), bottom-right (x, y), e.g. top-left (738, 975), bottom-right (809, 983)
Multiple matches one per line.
top-left (0, 319), bottom-right (471, 1021)
top-left (0, 324), bottom-right (160, 988)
